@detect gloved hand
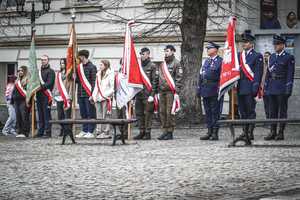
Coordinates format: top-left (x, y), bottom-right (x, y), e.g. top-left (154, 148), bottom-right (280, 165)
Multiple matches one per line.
top-left (147, 96), bottom-right (154, 102)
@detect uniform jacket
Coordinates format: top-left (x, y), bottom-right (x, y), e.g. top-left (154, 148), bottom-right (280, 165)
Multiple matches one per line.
top-left (136, 59), bottom-right (158, 99)
top-left (264, 50), bottom-right (295, 95)
top-left (76, 61), bottom-right (97, 98)
top-left (237, 49), bottom-right (263, 96)
top-left (92, 68), bottom-right (115, 102)
top-left (36, 64), bottom-right (55, 98)
top-left (197, 55), bottom-right (222, 97)
top-left (158, 55), bottom-right (183, 93)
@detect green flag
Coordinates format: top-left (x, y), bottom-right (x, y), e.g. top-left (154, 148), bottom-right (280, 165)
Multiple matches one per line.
top-left (26, 35), bottom-right (40, 105)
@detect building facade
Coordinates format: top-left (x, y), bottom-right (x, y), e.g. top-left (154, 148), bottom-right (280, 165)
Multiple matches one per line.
top-left (0, 0), bottom-right (299, 122)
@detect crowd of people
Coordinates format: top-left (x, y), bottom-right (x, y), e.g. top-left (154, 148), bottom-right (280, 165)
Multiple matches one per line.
top-left (1, 33), bottom-right (295, 144)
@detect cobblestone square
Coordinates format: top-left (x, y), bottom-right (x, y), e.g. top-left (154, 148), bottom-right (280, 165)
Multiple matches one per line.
top-left (0, 126), bottom-right (300, 200)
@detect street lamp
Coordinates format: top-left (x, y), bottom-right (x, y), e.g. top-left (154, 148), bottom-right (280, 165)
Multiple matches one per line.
top-left (16, 0), bottom-right (52, 38)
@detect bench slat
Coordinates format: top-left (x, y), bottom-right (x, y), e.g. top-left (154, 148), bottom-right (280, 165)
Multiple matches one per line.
top-left (218, 118), bottom-right (300, 125)
top-left (49, 119), bottom-right (137, 125)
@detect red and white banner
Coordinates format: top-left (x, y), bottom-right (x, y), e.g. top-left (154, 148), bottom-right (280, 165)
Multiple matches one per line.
top-left (77, 63), bottom-right (92, 97)
top-left (239, 50), bottom-right (254, 81)
top-left (15, 80), bottom-right (26, 98)
top-left (39, 70), bottom-right (53, 104)
top-left (160, 61), bottom-right (180, 115)
top-left (66, 24), bottom-right (76, 78)
top-left (218, 17), bottom-right (240, 99)
top-left (56, 72), bottom-right (70, 109)
top-left (116, 20), bottom-right (152, 109)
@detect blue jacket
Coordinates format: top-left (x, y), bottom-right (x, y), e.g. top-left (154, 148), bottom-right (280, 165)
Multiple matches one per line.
top-left (264, 51), bottom-right (295, 95)
top-left (197, 55), bottom-right (222, 97)
top-left (237, 49), bottom-right (263, 96)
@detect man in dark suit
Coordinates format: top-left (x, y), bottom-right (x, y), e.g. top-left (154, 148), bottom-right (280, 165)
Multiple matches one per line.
top-left (264, 35), bottom-right (295, 140)
top-left (235, 32), bottom-right (263, 145)
top-left (197, 42), bottom-right (223, 140)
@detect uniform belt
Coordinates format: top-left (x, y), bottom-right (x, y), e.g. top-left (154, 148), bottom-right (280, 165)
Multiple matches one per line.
top-left (202, 79), bottom-right (218, 84)
top-left (271, 73), bottom-right (285, 80)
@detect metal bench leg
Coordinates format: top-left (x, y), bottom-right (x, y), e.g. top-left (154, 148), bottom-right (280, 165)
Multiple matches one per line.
top-left (112, 125), bottom-right (117, 146)
top-left (120, 125), bottom-right (126, 145)
top-left (228, 125), bottom-right (236, 147)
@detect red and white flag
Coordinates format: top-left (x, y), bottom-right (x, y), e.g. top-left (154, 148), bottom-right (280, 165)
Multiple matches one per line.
top-left (116, 20), bottom-right (152, 109)
top-left (66, 24), bottom-right (76, 79)
top-left (218, 17), bottom-right (240, 99)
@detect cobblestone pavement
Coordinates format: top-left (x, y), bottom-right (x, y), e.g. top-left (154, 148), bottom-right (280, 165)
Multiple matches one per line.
top-left (0, 126), bottom-right (300, 200)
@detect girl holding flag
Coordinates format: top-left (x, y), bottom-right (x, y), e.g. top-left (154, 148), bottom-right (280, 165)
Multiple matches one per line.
top-left (54, 58), bottom-right (75, 143)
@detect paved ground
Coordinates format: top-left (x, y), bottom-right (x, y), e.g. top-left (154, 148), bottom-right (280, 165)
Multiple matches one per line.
top-left (0, 126), bottom-right (300, 200)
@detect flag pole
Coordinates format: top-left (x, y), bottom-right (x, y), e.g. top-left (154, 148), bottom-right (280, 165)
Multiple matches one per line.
top-left (31, 94), bottom-right (36, 137)
top-left (231, 88), bottom-right (235, 120)
top-left (127, 101), bottom-right (132, 140)
top-left (71, 9), bottom-right (77, 136)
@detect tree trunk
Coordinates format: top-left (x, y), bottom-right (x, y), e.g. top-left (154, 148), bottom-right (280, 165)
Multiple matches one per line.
top-left (179, 0), bottom-right (208, 125)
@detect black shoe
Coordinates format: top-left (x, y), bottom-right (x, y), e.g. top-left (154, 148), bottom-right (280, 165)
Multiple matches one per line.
top-left (275, 132), bottom-right (284, 140)
top-left (160, 132), bottom-right (173, 140)
top-left (143, 132), bottom-right (151, 140)
top-left (158, 132), bottom-right (168, 140)
top-left (134, 131), bottom-right (146, 140)
top-left (200, 128), bottom-right (212, 140)
top-left (210, 128), bottom-right (219, 141)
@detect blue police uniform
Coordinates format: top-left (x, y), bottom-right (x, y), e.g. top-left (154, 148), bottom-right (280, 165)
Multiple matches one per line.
top-left (236, 33), bottom-right (263, 144)
top-left (197, 42), bottom-right (223, 140)
top-left (264, 35), bottom-right (295, 140)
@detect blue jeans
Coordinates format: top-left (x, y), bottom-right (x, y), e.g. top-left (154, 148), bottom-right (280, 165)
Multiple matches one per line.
top-left (2, 102), bottom-right (16, 135)
top-left (36, 95), bottom-right (52, 136)
top-left (78, 97), bottom-right (96, 133)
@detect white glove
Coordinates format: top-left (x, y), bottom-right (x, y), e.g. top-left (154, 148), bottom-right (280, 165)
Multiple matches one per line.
top-left (147, 96), bottom-right (154, 102)
top-left (174, 94), bottom-right (179, 100)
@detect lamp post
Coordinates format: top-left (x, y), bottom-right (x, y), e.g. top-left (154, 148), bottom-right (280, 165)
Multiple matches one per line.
top-left (16, 0), bottom-right (52, 38)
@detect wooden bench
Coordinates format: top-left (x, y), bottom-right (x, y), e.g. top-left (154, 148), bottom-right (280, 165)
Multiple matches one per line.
top-left (217, 118), bottom-right (300, 147)
top-left (49, 119), bottom-right (137, 146)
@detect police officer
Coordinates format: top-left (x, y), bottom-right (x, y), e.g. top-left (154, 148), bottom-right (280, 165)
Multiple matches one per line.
top-left (264, 35), bottom-right (295, 140)
top-left (134, 47), bottom-right (158, 140)
top-left (235, 32), bottom-right (263, 145)
top-left (157, 45), bottom-right (183, 140)
top-left (197, 42), bottom-right (223, 140)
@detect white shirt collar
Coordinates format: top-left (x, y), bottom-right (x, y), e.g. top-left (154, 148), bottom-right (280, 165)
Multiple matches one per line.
top-left (277, 50), bottom-right (285, 56)
top-left (210, 55), bottom-right (218, 60)
top-left (246, 48), bottom-right (253, 55)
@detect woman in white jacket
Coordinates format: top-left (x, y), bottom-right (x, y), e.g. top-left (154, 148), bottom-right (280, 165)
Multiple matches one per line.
top-left (91, 60), bottom-right (115, 139)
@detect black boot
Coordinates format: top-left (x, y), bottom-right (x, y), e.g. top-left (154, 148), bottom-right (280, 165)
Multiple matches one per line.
top-left (200, 128), bottom-right (212, 140)
top-left (244, 127), bottom-right (252, 146)
top-left (161, 132), bottom-right (173, 140)
top-left (158, 132), bottom-right (168, 140)
top-left (210, 128), bottom-right (219, 140)
top-left (143, 132), bottom-right (151, 140)
top-left (264, 125), bottom-right (277, 140)
top-left (134, 131), bottom-right (146, 140)
top-left (275, 125), bottom-right (285, 140)
top-left (249, 124), bottom-right (255, 140)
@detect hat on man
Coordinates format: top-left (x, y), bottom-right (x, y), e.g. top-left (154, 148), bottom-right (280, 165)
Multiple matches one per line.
top-left (164, 45), bottom-right (176, 52)
top-left (273, 34), bottom-right (286, 45)
top-left (140, 47), bottom-right (150, 54)
top-left (206, 41), bottom-right (220, 49)
top-left (241, 32), bottom-right (255, 42)
top-left (78, 49), bottom-right (90, 58)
